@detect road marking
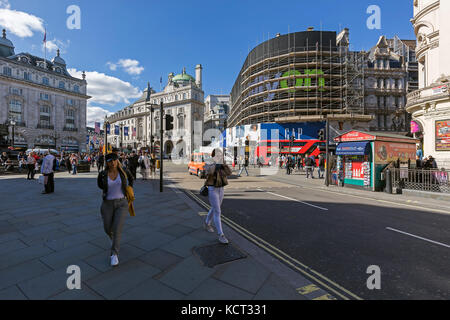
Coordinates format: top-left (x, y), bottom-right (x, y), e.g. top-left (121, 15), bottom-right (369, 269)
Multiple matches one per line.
top-left (266, 176), bottom-right (450, 215)
top-left (313, 294), bottom-right (337, 300)
top-left (185, 189), bottom-right (362, 300)
top-left (386, 227), bottom-right (450, 249)
top-left (265, 191), bottom-right (329, 211)
top-left (297, 284), bottom-right (320, 295)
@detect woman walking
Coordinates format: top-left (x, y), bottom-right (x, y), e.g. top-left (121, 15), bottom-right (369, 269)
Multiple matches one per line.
top-left (97, 153), bottom-right (134, 266)
top-left (139, 151), bottom-right (150, 180)
top-left (203, 148), bottom-right (232, 244)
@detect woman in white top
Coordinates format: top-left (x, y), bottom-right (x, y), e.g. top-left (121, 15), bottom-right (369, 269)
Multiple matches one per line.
top-left (203, 148), bottom-right (232, 244)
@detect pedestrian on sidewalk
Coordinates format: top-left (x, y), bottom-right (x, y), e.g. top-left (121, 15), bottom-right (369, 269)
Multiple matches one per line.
top-left (204, 148), bottom-right (232, 244)
top-left (41, 150), bottom-right (56, 194)
top-left (150, 153), bottom-right (156, 178)
top-left (237, 155), bottom-right (249, 177)
top-left (98, 153), bottom-right (104, 172)
top-left (139, 151), bottom-right (150, 180)
top-left (26, 152), bottom-right (36, 180)
top-left (97, 153), bottom-right (134, 267)
top-left (71, 154), bottom-right (78, 175)
top-left (318, 154), bottom-right (325, 179)
top-left (304, 153), bottom-right (315, 179)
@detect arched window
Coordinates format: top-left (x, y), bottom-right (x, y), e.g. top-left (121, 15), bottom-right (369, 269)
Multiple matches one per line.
top-left (9, 100), bottom-right (22, 122)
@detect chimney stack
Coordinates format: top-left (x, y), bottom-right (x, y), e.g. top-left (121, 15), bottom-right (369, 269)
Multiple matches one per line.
top-left (195, 64), bottom-right (203, 89)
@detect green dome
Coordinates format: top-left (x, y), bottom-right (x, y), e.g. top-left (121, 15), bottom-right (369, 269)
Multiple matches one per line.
top-left (172, 67), bottom-right (195, 84)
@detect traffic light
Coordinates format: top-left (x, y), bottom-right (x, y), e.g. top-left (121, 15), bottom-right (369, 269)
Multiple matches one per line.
top-left (165, 115), bottom-right (174, 131)
top-left (318, 129), bottom-right (325, 141)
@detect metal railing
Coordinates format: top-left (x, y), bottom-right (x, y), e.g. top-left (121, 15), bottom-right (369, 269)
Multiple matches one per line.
top-left (392, 168), bottom-right (450, 193)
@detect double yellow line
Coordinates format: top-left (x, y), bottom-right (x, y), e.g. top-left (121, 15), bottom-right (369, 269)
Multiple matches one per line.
top-left (185, 189), bottom-right (363, 301)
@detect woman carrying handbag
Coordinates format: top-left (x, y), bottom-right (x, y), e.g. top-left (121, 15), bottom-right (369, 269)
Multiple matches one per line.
top-left (203, 148), bottom-right (232, 244)
top-left (97, 153), bottom-right (134, 266)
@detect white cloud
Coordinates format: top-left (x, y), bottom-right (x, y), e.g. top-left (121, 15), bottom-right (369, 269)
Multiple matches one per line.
top-left (68, 68), bottom-right (142, 106)
top-left (0, 6), bottom-right (44, 38)
top-left (86, 106), bottom-right (113, 127)
top-left (43, 38), bottom-right (70, 54)
top-left (107, 59), bottom-right (144, 75)
top-left (106, 62), bottom-right (117, 71)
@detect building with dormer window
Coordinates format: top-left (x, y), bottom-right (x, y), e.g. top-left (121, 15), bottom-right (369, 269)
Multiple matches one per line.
top-left (0, 29), bottom-right (90, 152)
top-left (106, 65), bottom-right (205, 157)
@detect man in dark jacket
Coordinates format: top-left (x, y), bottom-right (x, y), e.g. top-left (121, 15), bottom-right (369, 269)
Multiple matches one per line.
top-left (127, 151), bottom-right (139, 179)
top-left (304, 153), bottom-right (315, 179)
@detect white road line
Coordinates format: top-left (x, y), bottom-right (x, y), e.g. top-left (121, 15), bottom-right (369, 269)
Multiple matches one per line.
top-left (386, 227), bottom-right (450, 249)
top-left (265, 191), bottom-right (329, 211)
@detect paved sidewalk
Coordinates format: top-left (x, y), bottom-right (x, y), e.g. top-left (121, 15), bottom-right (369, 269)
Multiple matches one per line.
top-left (0, 170), bottom-right (315, 300)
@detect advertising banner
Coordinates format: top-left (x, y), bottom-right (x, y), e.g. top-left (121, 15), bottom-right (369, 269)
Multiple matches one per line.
top-left (374, 141), bottom-right (416, 164)
top-left (436, 120), bottom-right (450, 151)
top-left (410, 121), bottom-right (421, 134)
top-left (335, 131), bottom-right (375, 142)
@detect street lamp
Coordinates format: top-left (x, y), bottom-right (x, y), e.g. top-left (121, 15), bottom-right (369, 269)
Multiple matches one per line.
top-left (9, 119), bottom-right (16, 149)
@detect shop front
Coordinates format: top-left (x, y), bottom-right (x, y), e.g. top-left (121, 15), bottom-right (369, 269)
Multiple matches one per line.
top-left (336, 141), bottom-right (372, 189)
top-left (335, 131), bottom-right (418, 191)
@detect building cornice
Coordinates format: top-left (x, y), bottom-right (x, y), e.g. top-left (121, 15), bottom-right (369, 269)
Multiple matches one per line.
top-left (0, 56), bottom-right (86, 84)
top-left (411, 0), bottom-right (440, 26)
top-left (0, 74), bottom-right (91, 99)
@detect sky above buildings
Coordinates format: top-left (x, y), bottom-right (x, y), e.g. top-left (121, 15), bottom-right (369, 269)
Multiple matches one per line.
top-left (0, 0), bottom-right (415, 126)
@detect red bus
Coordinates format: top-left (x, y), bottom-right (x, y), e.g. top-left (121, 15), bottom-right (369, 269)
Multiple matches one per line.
top-left (255, 139), bottom-right (325, 166)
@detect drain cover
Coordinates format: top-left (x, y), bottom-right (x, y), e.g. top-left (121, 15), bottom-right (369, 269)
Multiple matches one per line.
top-left (193, 243), bottom-right (247, 268)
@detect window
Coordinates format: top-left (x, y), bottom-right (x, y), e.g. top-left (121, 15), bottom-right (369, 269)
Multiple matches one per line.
top-left (65, 109), bottom-right (76, 129)
top-left (183, 93), bottom-right (187, 100)
top-left (59, 81), bottom-right (65, 89)
top-left (40, 106), bottom-right (51, 127)
top-left (43, 77), bottom-right (49, 85)
top-left (10, 88), bottom-right (22, 95)
top-left (178, 115), bottom-right (184, 130)
top-left (74, 85), bottom-right (79, 93)
top-left (40, 93), bottom-right (50, 101)
top-left (3, 67), bottom-right (11, 76)
top-left (24, 72), bottom-right (31, 81)
top-left (67, 99), bottom-right (74, 106)
top-left (9, 100), bottom-right (22, 122)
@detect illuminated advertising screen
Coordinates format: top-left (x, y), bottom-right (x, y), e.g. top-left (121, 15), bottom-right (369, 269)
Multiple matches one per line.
top-left (436, 120), bottom-right (450, 151)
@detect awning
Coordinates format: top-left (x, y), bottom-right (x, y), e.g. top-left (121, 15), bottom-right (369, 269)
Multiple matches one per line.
top-left (336, 141), bottom-right (370, 155)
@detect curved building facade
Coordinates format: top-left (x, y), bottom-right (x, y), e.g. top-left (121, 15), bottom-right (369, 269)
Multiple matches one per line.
top-left (229, 30), bottom-right (370, 128)
top-left (407, 0), bottom-right (450, 168)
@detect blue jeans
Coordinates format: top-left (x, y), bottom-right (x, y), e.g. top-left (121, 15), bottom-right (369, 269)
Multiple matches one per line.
top-left (72, 165), bottom-right (77, 175)
top-left (206, 186), bottom-right (225, 235)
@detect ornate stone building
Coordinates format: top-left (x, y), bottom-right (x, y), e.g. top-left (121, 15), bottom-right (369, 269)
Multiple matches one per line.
top-left (106, 65), bottom-right (205, 157)
top-left (364, 35), bottom-right (418, 134)
top-left (203, 94), bottom-right (230, 145)
top-left (407, 0), bottom-right (450, 168)
top-left (0, 30), bottom-right (89, 152)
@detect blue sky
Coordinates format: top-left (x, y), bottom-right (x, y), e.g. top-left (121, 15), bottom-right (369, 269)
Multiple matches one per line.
top-left (1, 0), bottom-right (415, 125)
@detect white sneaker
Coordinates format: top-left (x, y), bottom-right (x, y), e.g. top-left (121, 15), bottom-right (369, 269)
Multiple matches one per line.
top-left (111, 254), bottom-right (119, 267)
top-left (204, 222), bottom-right (214, 233)
top-left (218, 234), bottom-right (229, 244)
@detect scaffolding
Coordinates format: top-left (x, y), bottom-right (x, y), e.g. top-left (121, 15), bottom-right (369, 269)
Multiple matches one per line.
top-left (228, 30), bottom-right (370, 127)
